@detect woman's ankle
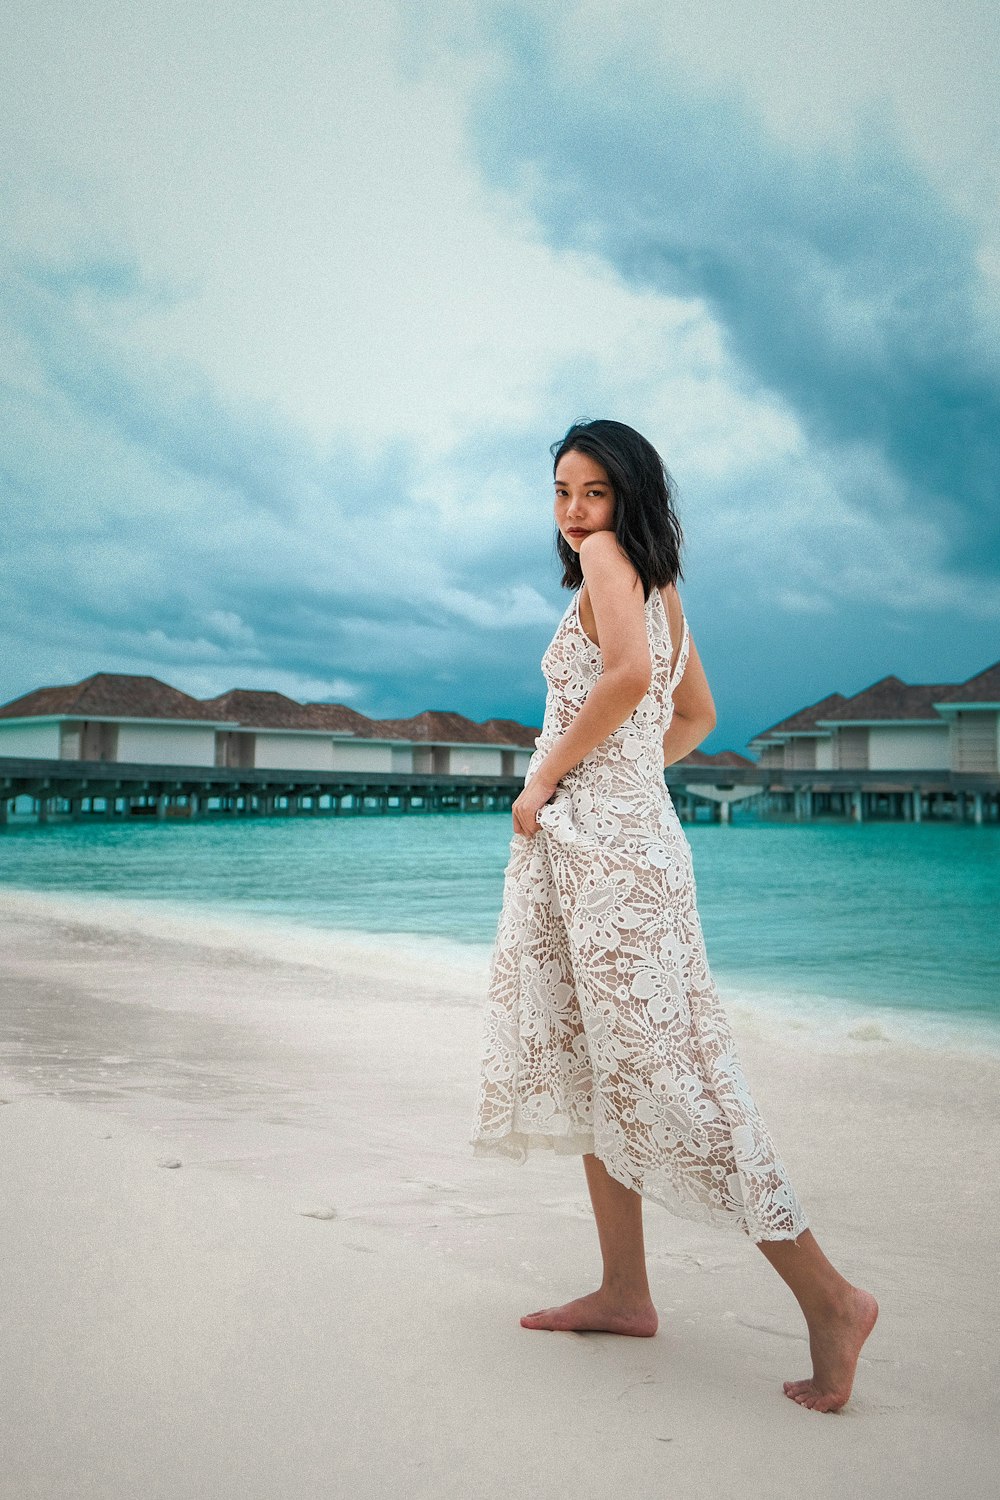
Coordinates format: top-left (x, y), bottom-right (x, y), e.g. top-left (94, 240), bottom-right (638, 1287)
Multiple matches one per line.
top-left (599, 1274), bottom-right (653, 1306)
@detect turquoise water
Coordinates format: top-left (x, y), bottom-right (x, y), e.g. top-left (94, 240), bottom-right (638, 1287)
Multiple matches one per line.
top-left (2, 813), bottom-right (997, 1034)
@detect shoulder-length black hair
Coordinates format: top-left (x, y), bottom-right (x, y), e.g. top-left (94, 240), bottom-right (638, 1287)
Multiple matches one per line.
top-left (551, 418), bottom-right (684, 597)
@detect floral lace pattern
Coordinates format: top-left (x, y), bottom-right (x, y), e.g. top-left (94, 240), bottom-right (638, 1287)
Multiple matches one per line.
top-left (470, 585), bottom-right (808, 1243)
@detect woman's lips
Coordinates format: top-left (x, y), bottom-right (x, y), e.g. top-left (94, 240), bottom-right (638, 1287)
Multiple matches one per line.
top-left (567, 528), bottom-right (589, 536)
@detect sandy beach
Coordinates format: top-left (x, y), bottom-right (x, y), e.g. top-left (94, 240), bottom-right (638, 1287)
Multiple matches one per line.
top-left (1, 885), bottom-right (998, 1499)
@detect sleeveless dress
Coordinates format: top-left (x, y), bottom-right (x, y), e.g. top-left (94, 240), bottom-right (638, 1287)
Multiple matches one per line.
top-left (470, 583), bottom-right (808, 1243)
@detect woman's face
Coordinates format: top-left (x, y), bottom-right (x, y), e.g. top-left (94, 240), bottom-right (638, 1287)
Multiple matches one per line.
top-left (553, 449), bottom-right (615, 552)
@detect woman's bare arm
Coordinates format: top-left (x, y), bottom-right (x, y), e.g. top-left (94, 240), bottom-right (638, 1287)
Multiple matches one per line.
top-left (531, 531), bottom-right (652, 786)
top-left (662, 631), bottom-right (716, 766)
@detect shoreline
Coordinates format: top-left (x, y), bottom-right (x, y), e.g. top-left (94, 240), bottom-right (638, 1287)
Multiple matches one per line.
top-left (2, 880), bottom-right (998, 1059)
top-left (3, 883), bottom-right (1000, 1495)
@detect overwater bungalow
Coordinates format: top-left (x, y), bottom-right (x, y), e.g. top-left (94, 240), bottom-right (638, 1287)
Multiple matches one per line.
top-left (0, 659), bottom-right (996, 825)
top-left (749, 660), bottom-right (1000, 821)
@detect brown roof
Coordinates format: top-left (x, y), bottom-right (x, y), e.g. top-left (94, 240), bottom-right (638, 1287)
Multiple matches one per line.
top-left (677, 749), bottom-right (755, 768)
top-left (935, 660), bottom-right (1000, 705)
top-left (302, 702), bottom-right (385, 736)
top-left (0, 673), bottom-right (217, 722)
top-left (819, 676), bottom-right (955, 723)
top-left (373, 709), bottom-right (496, 744)
top-left (200, 689), bottom-right (313, 729)
top-left (350, 718), bottom-right (411, 742)
top-left (480, 717), bottom-right (542, 749)
top-left (751, 692), bottom-right (849, 741)
top-left (369, 711), bottom-right (539, 747)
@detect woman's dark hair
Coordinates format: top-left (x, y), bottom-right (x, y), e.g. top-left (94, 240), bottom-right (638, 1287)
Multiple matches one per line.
top-left (550, 418), bottom-right (684, 597)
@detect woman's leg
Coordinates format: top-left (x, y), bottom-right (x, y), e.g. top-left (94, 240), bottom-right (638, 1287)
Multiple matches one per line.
top-left (757, 1230), bottom-right (879, 1412)
top-left (520, 1153), bottom-right (659, 1335)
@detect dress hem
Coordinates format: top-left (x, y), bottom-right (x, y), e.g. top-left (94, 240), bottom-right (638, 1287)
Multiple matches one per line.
top-left (471, 1129), bottom-right (597, 1162)
top-left (470, 1132), bottom-right (809, 1245)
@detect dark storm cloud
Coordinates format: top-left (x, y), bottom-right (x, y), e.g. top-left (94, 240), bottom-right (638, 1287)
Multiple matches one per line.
top-left (6, 254), bottom-right (366, 523)
top-left (470, 11), bottom-right (1000, 572)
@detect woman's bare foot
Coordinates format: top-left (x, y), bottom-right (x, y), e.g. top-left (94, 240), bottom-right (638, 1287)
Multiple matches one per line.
top-left (520, 1289), bottom-right (658, 1337)
top-left (783, 1286), bottom-right (879, 1412)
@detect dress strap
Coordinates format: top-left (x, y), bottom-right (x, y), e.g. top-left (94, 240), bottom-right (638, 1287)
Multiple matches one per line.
top-left (670, 615), bottom-right (690, 690)
top-left (653, 585), bottom-right (689, 687)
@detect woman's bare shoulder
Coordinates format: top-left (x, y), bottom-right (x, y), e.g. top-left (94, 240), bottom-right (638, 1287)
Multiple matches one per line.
top-left (578, 532), bottom-right (644, 595)
top-left (578, 530), bottom-right (631, 567)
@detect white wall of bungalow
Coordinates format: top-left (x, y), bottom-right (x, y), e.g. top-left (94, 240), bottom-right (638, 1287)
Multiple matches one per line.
top-left (817, 720), bottom-right (952, 771)
top-left (752, 732), bottom-right (837, 771)
top-left (752, 722), bottom-right (959, 772)
top-left (0, 718), bottom-right (63, 760)
top-left (932, 701), bottom-right (1000, 774)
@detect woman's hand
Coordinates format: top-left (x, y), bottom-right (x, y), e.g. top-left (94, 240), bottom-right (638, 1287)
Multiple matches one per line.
top-left (512, 775), bottom-right (559, 837)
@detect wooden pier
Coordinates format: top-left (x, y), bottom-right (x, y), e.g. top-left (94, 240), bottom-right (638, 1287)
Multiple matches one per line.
top-left (1, 756), bottom-right (997, 827)
top-left (0, 756), bottom-right (521, 824)
top-left (746, 767), bottom-right (999, 824)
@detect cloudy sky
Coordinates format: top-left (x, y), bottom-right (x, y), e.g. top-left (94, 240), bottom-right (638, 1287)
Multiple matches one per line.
top-left (2, 0), bottom-right (998, 751)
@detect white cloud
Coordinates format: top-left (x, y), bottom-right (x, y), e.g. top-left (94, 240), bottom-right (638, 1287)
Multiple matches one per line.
top-left (506, 0), bottom-right (1000, 288)
top-left (0, 0), bottom-right (732, 462)
top-left (202, 610), bottom-right (255, 646)
top-left (432, 583), bottom-right (558, 629)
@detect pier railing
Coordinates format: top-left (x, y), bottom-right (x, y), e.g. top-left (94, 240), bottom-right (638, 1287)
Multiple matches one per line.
top-left (0, 756), bottom-right (997, 825)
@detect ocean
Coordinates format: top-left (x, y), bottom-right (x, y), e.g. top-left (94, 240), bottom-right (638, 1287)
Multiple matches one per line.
top-left (2, 810), bottom-right (997, 1047)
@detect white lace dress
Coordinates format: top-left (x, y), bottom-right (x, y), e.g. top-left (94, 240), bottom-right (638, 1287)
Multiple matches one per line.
top-left (470, 584), bottom-right (808, 1243)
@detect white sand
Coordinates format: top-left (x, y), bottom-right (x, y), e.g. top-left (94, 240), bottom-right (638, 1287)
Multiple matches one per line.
top-left (1, 885), bottom-right (998, 1499)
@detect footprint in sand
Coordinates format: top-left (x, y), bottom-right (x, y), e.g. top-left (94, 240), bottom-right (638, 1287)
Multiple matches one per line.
top-left (297, 1204), bottom-right (337, 1220)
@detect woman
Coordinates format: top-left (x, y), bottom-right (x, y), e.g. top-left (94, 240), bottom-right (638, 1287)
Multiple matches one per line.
top-left (470, 418), bottom-right (877, 1413)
